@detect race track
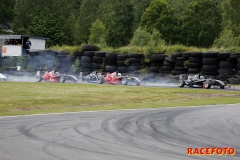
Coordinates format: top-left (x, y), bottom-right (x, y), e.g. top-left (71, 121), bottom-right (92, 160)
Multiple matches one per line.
top-left (0, 104), bottom-right (240, 160)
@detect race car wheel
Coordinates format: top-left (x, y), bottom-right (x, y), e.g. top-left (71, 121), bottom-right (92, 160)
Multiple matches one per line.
top-left (220, 86), bottom-right (225, 89)
top-left (59, 75), bottom-right (66, 83)
top-left (204, 81), bottom-right (211, 89)
top-left (121, 77), bottom-right (128, 85)
top-left (97, 76), bottom-right (104, 84)
top-left (36, 76), bottom-right (43, 82)
top-left (178, 80), bottom-right (185, 87)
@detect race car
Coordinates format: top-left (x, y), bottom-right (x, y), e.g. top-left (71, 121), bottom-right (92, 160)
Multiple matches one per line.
top-left (178, 74), bottom-right (226, 89)
top-left (0, 73), bottom-right (10, 81)
top-left (79, 71), bottom-right (105, 83)
top-left (36, 70), bottom-right (79, 83)
top-left (97, 72), bottom-right (144, 85)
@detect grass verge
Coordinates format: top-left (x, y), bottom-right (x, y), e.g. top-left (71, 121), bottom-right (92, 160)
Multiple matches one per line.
top-left (0, 82), bottom-right (240, 116)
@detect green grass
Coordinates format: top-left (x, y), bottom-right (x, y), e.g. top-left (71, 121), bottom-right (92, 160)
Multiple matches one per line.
top-left (0, 82), bottom-right (240, 116)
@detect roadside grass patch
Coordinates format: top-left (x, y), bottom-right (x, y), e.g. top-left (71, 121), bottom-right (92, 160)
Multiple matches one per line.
top-left (0, 82), bottom-right (240, 116)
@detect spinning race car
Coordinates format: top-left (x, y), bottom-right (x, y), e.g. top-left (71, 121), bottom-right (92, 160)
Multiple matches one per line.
top-left (79, 71), bottom-right (104, 83)
top-left (178, 74), bottom-right (226, 89)
top-left (36, 70), bottom-right (79, 83)
top-left (97, 72), bottom-right (144, 85)
top-left (0, 73), bottom-right (10, 81)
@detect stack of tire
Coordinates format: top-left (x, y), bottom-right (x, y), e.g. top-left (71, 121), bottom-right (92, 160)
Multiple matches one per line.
top-left (80, 44), bottom-right (100, 74)
top-left (128, 53), bottom-right (144, 73)
top-left (174, 52), bottom-right (191, 75)
top-left (162, 56), bottom-right (176, 74)
top-left (104, 52), bottom-right (118, 73)
top-left (187, 52), bottom-right (202, 74)
top-left (26, 51), bottom-right (37, 70)
top-left (55, 51), bottom-right (71, 73)
top-left (33, 51), bottom-right (45, 71)
top-left (238, 57), bottom-right (240, 75)
top-left (172, 52), bottom-right (189, 75)
top-left (202, 51), bottom-right (219, 76)
top-left (218, 52), bottom-right (236, 76)
top-left (230, 53), bottom-right (240, 75)
top-left (93, 51), bottom-right (106, 71)
top-left (148, 54), bottom-right (167, 73)
top-left (117, 54), bottom-right (129, 73)
top-left (45, 50), bottom-right (57, 71)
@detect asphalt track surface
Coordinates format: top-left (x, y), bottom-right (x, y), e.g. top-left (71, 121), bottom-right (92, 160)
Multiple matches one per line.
top-left (0, 104), bottom-right (240, 160)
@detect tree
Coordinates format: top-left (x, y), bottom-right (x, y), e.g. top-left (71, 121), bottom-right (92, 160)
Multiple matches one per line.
top-left (13, 0), bottom-right (76, 46)
top-left (221, 0), bottom-right (240, 37)
top-left (74, 0), bottom-right (102, 44)
top-left (28, 8), bottom-right (65, 46)
top-left (140, 0), bottom-right (180, 44)
top-left (0, 0), bottom-right (15, 33)
top-left (88, 19), bottom-right (107, 44)
top-left (180, 0), bottom-right (222, 47)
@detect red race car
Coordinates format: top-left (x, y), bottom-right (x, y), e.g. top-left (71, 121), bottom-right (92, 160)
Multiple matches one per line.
top-left (36, 70), bottom-right (79, 83)
top-left (97, 72), bottom-right (144, 85)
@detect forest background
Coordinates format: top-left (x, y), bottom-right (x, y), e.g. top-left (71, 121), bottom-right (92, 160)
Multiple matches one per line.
top-left (1, 0), bottom-right (240, 55)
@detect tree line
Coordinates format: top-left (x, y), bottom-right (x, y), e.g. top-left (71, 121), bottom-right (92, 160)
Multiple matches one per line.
top-left (1, 0), bottom-right (240, 49)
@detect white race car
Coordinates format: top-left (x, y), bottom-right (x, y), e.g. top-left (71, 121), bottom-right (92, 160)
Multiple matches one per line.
top-left (0, 73), bottom-right (10, 81)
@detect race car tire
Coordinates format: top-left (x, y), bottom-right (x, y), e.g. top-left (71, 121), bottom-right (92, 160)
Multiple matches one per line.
top-left (220, 86), bottom-right (225, 89)
top-left (121, 77), bottom-right (128, 85)
top-left (36, 76), bottom-right (43, 82)
top-left (59, 75), bottom-right (66, 83)
top-left (97, 76), bottom-right (104, 84)
top-left (178, 79), bottom-right (185, 87)
top-left (204, 81), bottom-right (211, 89)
